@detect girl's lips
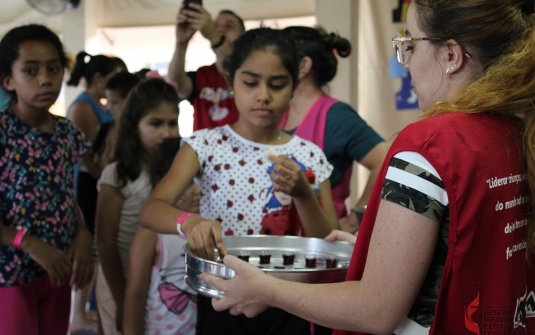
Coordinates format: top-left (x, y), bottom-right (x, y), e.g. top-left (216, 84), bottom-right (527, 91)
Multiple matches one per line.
top-left (252, 108), bottom-right (272, 115)
top-left (37, 93), bottom-right (57, 100)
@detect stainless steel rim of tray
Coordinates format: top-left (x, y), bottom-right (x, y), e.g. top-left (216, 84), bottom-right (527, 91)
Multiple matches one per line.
top-left (185, 235), bottom-right (354, 299)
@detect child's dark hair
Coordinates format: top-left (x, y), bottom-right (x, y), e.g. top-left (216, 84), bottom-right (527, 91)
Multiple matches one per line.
top-left (283, 26), bottom-right (351, 88)
top-left (114, 78), bottom-right (179, 186)
top-left (66, 51), bottom-right (119, 87)
top-left (224, 27), bottom-right (300, 89)
top-left (0, 24), bottom-right (68, 101)
top-left (105, 72), bottom-right (140, 99)
top-left (150, 137), bottom-right (182, 187)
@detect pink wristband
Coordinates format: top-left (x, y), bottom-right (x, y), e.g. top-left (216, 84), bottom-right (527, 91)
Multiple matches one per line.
top-left (177, 213), bottom-right (195, 235)
top-left (12, 227), bottom-right (27, 249)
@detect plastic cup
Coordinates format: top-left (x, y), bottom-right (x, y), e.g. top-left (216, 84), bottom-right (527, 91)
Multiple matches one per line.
top-left (237, 252), bottom-right (250, 262)
top-left (282, 253), bottom-right (295, 265)
top-left (259, 251), bottom-right (271, 264)
top-left (305, 255), bottom-right (317, 268)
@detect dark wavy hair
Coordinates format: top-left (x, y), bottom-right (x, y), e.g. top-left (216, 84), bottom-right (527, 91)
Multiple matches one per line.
top-left (105, 72), bottom-right (140, 99)
top-left (283, 26), bottom-right (351, 88)
top-left (66, 51), bottom-right (120, 87)
top-left (114, 79), bottom-right (179, 186)
top-left (224, 27), bottom-right (300, 89)
top-left (149, 137), bottom-right (182, 187)
top-left (0, 24), bottom-right (68, 101)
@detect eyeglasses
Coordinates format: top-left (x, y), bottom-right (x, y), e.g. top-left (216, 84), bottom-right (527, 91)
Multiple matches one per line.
top-left (392, 36), bottom-right (472, 65)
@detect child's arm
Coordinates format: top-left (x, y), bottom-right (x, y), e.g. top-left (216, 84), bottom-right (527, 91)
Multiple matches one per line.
top-left (96, 184), bottom-right (127, 332)
top-left (140, 144), bottom-right (227, 261)
top-left (123, 228), bottom-right (158, 335)
top-left (1, 224), bottom-right (72, 287)
top-left (268, 155), bottom-right (339, 238)
top-left (67, 204), bottom-right (95, 290)
top-left (68, 102), bottom-right (103, 178)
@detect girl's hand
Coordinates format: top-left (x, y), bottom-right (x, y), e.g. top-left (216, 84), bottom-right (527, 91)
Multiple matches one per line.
top-left (183, 217), bottom-right (228, 261)
top-left (324, 229), bottom-right (357, 244)
top-left (269, 155), bottom-right (310, 198)
top-left (23, 235), bottom-right (72, 287)
top-left (66, 228), bottom-right (95, 290)
top-left (200, 255), bottom-right (271, 317)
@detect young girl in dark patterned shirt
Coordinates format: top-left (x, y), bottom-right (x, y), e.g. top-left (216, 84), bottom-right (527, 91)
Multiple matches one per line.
top-left (0, 24), bottom-right (94, 335)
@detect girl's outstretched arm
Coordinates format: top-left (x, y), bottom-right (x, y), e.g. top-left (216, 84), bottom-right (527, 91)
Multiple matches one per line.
top-left (202, 200), bottom-right (438, 334)
top-left (140, 144), bottom-right (227, 261)
top-left (123, 228), bottom-right (158, 335)
top-left (268, 155), bottom-right (339, 237)
top-left (96, 184), bottom-right (126, 332)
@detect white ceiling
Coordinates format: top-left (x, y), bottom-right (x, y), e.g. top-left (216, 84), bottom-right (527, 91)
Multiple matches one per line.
top-left (0, 0), bottom-right (316, 37)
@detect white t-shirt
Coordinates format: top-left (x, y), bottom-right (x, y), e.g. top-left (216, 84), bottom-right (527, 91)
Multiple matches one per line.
top-left (185, 125), bottom-right (333, 236)
top-left (97, 162), bottom-right (152, 276)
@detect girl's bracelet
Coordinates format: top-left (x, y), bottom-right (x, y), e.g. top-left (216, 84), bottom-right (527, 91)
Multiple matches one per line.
top-left (12, 227), bottom-right (28, 249)
top-left (177, 213), bottom-right (195, 235)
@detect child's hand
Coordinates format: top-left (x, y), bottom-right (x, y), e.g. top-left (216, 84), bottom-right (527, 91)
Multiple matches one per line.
top-left (269, 155), bottom-right (310, 198)
top-left (324, 229), bottom-right (357, 244)
top-left (183, 217), bottom-right (227, 261)
top-left (23, 235), bottom-right (72, 287)
top-left (67, 229), bottom-right (95, 290)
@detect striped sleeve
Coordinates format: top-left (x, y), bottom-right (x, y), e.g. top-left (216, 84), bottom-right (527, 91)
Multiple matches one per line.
top-left (381, 151), bottom-right (448, 222)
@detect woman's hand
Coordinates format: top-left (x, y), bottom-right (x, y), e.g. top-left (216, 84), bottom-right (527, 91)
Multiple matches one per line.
top-left (324, 229), bottom-right (357, 244)
top-left (183, 216), bottom-right (228, 261)
top-left (200, 255), bottom-right (272, 317)
top-left (23, 235), bottom-right (72, 287)
top-left (268, 155), bottom-right (310, 199)
top-left (67, 228), bottom-right (95, 290)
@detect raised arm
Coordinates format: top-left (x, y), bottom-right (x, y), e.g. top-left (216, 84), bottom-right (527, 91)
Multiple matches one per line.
top-left (203, 200), bottom-right (438, 333)
top-left (167, 5), bottom-right (197, 100)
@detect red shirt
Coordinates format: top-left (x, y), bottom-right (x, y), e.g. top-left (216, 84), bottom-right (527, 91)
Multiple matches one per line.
top-left (191, 64), bottom-right (238, 131)
top-left (335, 113), bottom-right (535, 334)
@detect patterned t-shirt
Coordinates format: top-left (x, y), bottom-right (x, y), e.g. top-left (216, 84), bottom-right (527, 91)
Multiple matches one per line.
top-left (381, 151), bottom-right (449, 328)
top-left (0, 109), bottom-right (90, 286)
top-left (185, 125), bottom-right (333, 236)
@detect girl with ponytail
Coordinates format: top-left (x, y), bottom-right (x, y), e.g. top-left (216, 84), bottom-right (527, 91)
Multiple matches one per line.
top-left (281, 26), bottom-right (387, 234)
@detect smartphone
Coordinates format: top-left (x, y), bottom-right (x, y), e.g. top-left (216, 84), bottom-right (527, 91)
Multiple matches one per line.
top-left (184, 0), bottom-right (202, 11)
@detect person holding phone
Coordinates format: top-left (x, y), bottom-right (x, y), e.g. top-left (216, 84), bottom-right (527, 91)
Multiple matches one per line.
top-left (168, 1), bottom-right (245, 131)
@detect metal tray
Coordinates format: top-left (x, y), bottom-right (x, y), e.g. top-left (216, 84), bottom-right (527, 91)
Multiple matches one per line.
top-left (185, 235), bottom-right (354, 299)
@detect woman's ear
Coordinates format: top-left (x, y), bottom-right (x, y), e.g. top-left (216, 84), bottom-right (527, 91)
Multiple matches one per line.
top-left (443, 39), bottom-right (466, 78)
top-left (299, 56), bottom-right (313, 80)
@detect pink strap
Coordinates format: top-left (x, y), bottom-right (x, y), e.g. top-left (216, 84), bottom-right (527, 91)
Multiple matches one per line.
top-left (177, 213), bottom-right (195, 235)
top-left (12, 227), bottom-right (27, 249)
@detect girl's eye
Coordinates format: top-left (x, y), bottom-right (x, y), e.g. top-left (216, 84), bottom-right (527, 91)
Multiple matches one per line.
top-left (270, 83), bottom-right (287, 90)
top-left (23, 68), bottom-right (37, 75)
top-left (405, 45), bottom-right (414, 52)
top-left (149, 121), bottom-right (163, 127)
top-left (49, 66), bottom-right (61, 73)
top-left (243, 81), bottom-right (257, 87)
top-left (168, 121), bottom-right (178, 128)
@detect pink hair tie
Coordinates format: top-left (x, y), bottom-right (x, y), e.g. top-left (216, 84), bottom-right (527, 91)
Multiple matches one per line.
top-left (145, 70), bottom-right (179, 93)
top-left (12, 227), bottom-right (28, 249)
